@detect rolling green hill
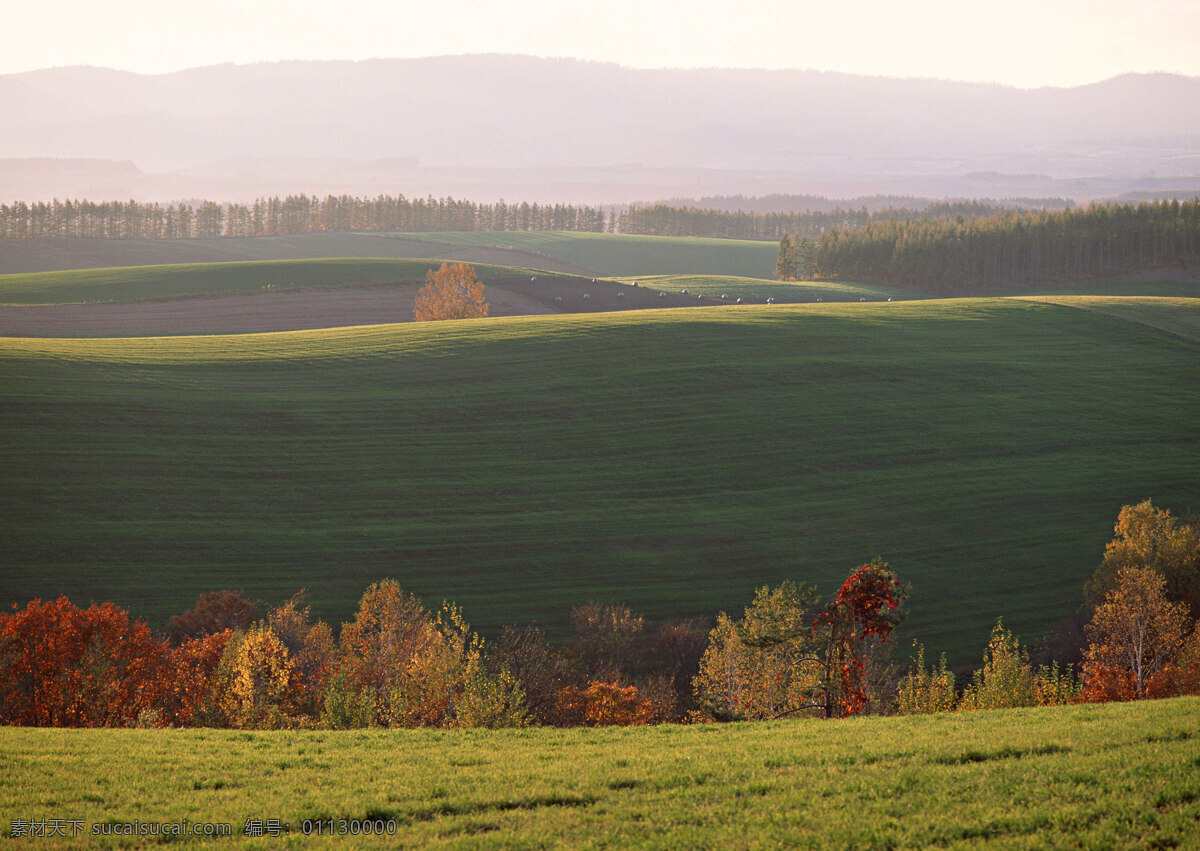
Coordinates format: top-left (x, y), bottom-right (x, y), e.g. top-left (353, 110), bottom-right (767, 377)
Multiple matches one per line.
top-left (0, 258), bottom-right (559, 305)
top-left (3, 297), bottom-right (1199, 664)
top-left (0, 231), bottom-right (780, 279)
top-left (612, 274), bottom-right (926, 302)
top-left (2, 698), bottom-right (1197, 847)
top-left (377, 231), bottom-right (780, 278)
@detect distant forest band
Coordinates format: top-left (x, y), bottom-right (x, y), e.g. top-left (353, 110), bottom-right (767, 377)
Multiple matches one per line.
top-left (2, 194), bottom-right (1197, 295)
top-left (0, 194), bottom-right (995, 242)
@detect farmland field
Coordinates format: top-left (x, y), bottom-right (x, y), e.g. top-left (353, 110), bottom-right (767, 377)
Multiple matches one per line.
top-left (0, 231), bottom-right (781, 279)
top-left (3, 294), bottom-right (1199, 664)
top-left (2, 697), bottom-right (1198, 847)
top-left (612, 273), bottom-right (924, 303)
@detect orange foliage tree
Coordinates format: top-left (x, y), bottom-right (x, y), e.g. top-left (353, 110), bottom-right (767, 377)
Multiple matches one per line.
top-left (691, 562), bottom-right (905, 722)
top-left (1086, 500), bottom-right (1200, 617)
top-left (336, 579), bottom-right (444, 726)
top-left (166, 590), bottom-right (256, 645)
top-left (414, 263), bottom-right (489, 321)
top-left (159, 630), bottom-right (233, 727)
top-left (268, 593), bottom-right (335, 720)
top-left (1080, 567), bottom-right (1191, 701)
top-left (0, 597), bottom-right (169, 727)
top-left (556, 681), bottom-right (656, 726)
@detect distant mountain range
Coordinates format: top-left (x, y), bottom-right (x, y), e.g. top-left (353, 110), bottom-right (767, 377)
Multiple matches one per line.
top-left (2, 56), bottom-right (1198, 204)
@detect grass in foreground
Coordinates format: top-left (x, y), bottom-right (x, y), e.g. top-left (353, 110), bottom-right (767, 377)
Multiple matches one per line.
top-left (3, 298), bottom-right (1200, 664)
top-left (1, 698), bottom-right (1197, 848)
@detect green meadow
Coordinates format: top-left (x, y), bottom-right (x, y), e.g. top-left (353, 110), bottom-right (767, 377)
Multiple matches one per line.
top-left (376, 231), bottom-right (780, 278)
top-left (2, 697), bottom-right (1197, 848)
top-left (0, 231), bottom-right (780, 279)
top-left (0, 259), bottom-right (558, 305)
top-left (612, 273), bottom-right (924, 302)
top-left (4, 296), bottom-right (1200, 663)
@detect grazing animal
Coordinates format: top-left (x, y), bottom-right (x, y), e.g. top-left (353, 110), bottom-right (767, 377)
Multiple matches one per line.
top-left (766, 298), bottom-right (775, 304)
top-left (659, 292), bottom-right (666, 298)
top-left (682, 289), bottom-right (689, 294)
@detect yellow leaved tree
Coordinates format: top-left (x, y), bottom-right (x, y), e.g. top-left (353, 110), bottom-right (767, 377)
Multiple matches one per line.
top-left (414, 263), bottom-right (489, 321)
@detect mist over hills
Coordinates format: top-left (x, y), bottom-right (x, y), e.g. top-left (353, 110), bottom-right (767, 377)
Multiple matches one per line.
top-left (2, 55), bottom-right (1198, 204)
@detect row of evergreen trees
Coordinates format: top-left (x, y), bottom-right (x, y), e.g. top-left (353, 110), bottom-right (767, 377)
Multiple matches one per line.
top-left (620, 200), bottom-right (1013, 240)
top-left (0, 195), bottom-right (610, 240)
top-left (0, 194), bottom-right (1017, 243)
top-left (778, 199), bottom-right (1200, 293)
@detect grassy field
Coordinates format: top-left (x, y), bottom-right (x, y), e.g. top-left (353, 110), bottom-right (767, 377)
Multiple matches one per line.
top-left (3, 297), bottom-right (1200, 664)
top-left (378, 231), bottom-right (780, 278)
top-left (1020, 295), bottom-right (1200, 343)
top-left (1, 697), bottom-right (1197, 848)
top-left (612, 274), bottom-right (926, 302)
top-left (0, 259), bottom-right (569, 305)
top-left (0, 231), bottom-right (780, 279)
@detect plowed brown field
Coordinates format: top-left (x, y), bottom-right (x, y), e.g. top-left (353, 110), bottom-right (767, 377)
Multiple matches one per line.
top-left (0, 275), bottom-right (736, 336)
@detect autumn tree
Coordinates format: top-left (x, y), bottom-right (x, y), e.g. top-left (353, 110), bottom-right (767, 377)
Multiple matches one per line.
top-left (267, 592), bottom-right (335, 720)
top-left (1145, 623), bottom-right (1200, 698)
top-left (337, 580), bottom-right (441, 726)
top-left (956, 620), bottom-right (1079, 711)
top-left (1086, 500), bottom-right (1200, 617)
top-left (0, 597), bottom-right (169, 727)
top-left (556, 681), bottom-right (655, 726)
top-left (569, 601), bottom-right (645, 682)
top-left (1081, 567), bottom-right (1191, 700)
top-left (896, 642), bottom-right (956, 714)
top-left (414, 262), bottom-right (489, 321)
top-left (212, 624), bottom-right (295, 729)
top-left (159, 630), bottom-right (233, 727)
top-left (166, 590), bottom-right (257, 645)
top-left (691, 582), bottom-right (819, 722)
top-left (490, 624), bottom-right (577, 725)
top-left (811, 560), bottom-right (907, 717)
top-left (336, 581), bottom-right (527, 728)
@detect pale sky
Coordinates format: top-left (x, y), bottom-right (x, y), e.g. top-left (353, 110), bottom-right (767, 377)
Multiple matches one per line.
top-left (5, 0), bottom-right (1199, 88)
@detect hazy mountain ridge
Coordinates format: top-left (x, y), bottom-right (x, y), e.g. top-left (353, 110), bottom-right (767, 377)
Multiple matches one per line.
top-left (1, 56), bottom-right (1198, 204)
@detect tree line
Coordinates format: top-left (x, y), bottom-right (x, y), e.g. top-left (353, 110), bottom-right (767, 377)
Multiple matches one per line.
top-left (2, 500), bottom-right (1197, 729)
top-left (0, 194), bottom-right (1020, 243)
top-left (777, 199), bottom-right (1200, 293)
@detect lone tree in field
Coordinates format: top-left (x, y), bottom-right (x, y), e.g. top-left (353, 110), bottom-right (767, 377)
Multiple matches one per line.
top-left (414, 263), bottom-right (489, 321)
